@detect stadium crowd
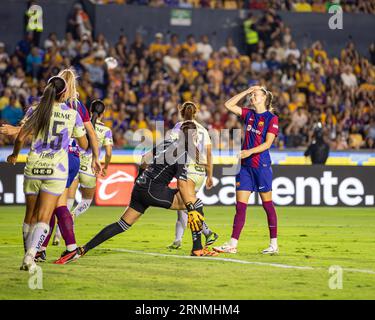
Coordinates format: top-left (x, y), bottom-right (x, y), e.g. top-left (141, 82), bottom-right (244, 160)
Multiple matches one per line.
top-left (92, 0), bottom-right (375, 14)
top-left (0, 7), bottom-right (374, 150)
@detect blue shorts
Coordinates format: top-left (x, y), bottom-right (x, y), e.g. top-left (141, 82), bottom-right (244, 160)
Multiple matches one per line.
top-left (66, 153), bottom-right (80, 188)
top-left (236, 166), bottom-right (273, 192)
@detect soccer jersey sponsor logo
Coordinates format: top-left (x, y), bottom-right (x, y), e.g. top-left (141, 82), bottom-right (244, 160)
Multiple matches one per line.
top-left (246, 125), bottom-right (261, 135)
top-left (53, 111), bottom-right (71, 120)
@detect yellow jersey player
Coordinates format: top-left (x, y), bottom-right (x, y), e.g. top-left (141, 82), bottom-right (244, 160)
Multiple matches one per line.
top-left (7, 76), bottom-right (88, 271)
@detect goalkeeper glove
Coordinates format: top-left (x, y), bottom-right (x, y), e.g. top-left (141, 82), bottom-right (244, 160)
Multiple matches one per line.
top-left (185, 202), bottom-right (204, 232)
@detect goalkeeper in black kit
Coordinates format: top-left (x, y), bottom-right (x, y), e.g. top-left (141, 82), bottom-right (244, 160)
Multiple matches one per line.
top-left (66, 121), bottom-right (218, 260)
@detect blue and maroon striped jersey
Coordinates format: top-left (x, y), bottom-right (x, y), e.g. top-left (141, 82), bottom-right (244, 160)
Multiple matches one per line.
top-left (241, 108), bottom-right (278, 168)
top-left (68, 99), bottom-right (90, 155)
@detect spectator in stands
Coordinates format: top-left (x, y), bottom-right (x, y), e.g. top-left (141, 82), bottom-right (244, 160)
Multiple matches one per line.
top-left (197, 35), bottom-right (213, 61)
top-left (149, 33), bottom-right (167, 55)
top-left (68, 3), bottom-right (92, 40)
top-left (341, 65), bottom-right (358, 89)
top-left (80, 51), bottom-right (107, 92)
top-left (0, 42), bottom-right (10, 74)
top-left (1, 5), bottom-right (374, 151)
top-left (131, 33), bottom-right (147, 60)
top-left (293, 0), bottom-right (312, 12)
top-left (26, 46), bottom-right (42, 80)
top-left (1, 95), bottom-right (23, 126)
top-left (15, 32), bottom-right (34, 67)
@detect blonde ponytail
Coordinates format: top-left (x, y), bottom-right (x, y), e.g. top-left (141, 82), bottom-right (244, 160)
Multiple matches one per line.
top-left (58, 68), bottom-right (79, 109)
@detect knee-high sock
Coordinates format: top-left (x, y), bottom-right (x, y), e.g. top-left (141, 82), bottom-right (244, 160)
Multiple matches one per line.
top-left (192, 230), bottom-right (203, 251)
top-left (231, 202), bottom-right (247, 241)
top-left (84, 219), bottom-right (131, 253)
top-left (28, 222), bottom-right (50, 257)
top-left (55, 206), bottom-right (76, 251)
top-left (40, 214), bottom-right (56, 251)
top-left (26, 224), bottom-right (36, 252)
top-left (22, 223), bottom-right (31, 253)
top-left (202, 221), bottom-right (211, 237)
top-left (262, 201), bottom-right (277, 239)
top-left (175, 210), bottom-right (187, 242)
top-left (73, 198), bottom-right (93, 218)
top-left (191, 199), bottom-right (205, 251)
top-left (67, 198), bottom-right (75, 211)
top-left (54, 225), bottom-right (61, 239)
top-left (193, 201), bottom-right (212, 237)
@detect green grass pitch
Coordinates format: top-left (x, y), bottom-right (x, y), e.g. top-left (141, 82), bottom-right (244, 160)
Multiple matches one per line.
top-left (0, 205), bottom-right (374, 300)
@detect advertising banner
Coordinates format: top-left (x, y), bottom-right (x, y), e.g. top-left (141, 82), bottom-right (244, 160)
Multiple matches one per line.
top-left (1, 163), bottom-right (374, 207)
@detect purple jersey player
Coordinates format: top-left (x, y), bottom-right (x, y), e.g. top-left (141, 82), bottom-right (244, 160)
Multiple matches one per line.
top-left (214, 86), bottom-right (279, 255)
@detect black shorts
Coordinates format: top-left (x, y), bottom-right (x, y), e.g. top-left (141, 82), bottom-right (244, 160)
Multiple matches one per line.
top-left (129, 182), bottom-right (178, 214)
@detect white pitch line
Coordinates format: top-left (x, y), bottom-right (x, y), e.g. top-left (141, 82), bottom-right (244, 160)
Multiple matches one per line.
top-left (101, 248), bottom-right (314, 270)
top-left (1, 245), bottom-right (374, 274)
top-left (102, 248), bottom-right (375, 274)
top-left (342, 268), bottom-right (375, 275)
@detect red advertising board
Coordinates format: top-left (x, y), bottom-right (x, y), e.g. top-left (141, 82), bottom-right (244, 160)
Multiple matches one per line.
top-left (95, 164), bottom-right (137, 206)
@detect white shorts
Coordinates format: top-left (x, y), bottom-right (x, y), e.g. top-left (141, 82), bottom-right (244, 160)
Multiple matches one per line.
top-left (186, 164), bottom-right (206, 192)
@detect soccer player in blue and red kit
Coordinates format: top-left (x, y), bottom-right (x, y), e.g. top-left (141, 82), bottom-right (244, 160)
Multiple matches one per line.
top-left (214, 86), bottom-right (279, 254)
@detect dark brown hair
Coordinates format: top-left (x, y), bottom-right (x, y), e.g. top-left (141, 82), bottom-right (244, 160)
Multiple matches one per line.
top-left (90, 99), bottom-right (106, 128)
top-left (180, 120), bottom-right (199, 162)
top-left (180, 101), bottom-right (197, 121)
top-left (23, 76), bottom-right (66, 136)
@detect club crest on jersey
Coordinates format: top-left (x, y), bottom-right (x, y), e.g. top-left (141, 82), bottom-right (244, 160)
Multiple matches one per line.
top-left (258, 121), bottom-right (264, 127)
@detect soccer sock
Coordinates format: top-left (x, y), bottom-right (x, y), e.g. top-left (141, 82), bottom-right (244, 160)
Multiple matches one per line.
top-left (22, 223), bottom-right (30, 253)
top-left (175, 210), bottom-right (187, 242)
top-left (229, 238), bottom-right (238, 248)
top-left (262, 200), bottom-right (278, 241)
top-left (193, 199), bottom-right (212, 237)
top-left (28, 222), bottom-right (50, 257)
top-left (55, 225), bottom-right (61, 239)
top-left (55, 206), bottom-right (77, 251)
top-left (67, 198), bottom-right (75, 211)
top-left (202, 222), bottom-right (211, 237)
top-left (192, 231), bottom-right (203, 251)
top-left (26, 223), bottom-right (36, 251)
top-left (73, 198), bottom-right (93, 218)
top-left (191, 199), bottom-right (205, 251)
top-left (230, 201), bottom-right (247, 243)
top-left (40, 213), bottom-right (56, 251)
top-left (83, 218), bottom-right (131, 253)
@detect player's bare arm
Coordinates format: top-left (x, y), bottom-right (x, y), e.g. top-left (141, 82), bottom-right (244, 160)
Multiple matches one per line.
top-left (75, 134), bottom-right (89, 151)
top-left (84, 121), bottom-right (101, 175)
top-left (6, 126), bottom-right (30, 164)
top-left (0, 124), bottom-right (21, 136)
top-left (205, 144), bottom-right (213, 189)
top-left (224, 86), bottom-right (261, 116)
top-left (240, 132), bottom-right (276, 159)
top-left (101, 144), bottom-right (112, 177)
